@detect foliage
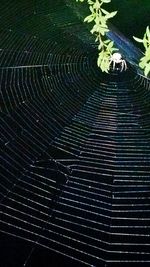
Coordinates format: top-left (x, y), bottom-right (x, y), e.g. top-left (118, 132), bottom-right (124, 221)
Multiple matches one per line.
top-left (76, 0), bottom-right (118, 73)
top-left (76, 1), bottom-right (150, 77)
top-left (133, 26), bottom-right (150, 77)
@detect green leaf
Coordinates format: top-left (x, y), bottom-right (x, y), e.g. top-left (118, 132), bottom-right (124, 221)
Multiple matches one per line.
top-left (89, 5), bottom-right (94, 13)
top-left (93, 1), bottom-right (101, 9)
top-left (101, 8), bottom-right (109, 15)
top-left (107, 41), bottom-right (114, 50)
top-left (100, 27), bottom-right (109, 35)
top-left (146, 26), bottom-right (150, 37)
top-left (105, 10), bottom-right (117, 19)
top-left (104, 39), bottom-right (111, 44)
top-left (133, 36), bottom-right (143, 43)
top-left (139, 61), bottom-right (146, 69)
top-left (146, 26), bottom-right (150, 43)
top-left (102, 0), bottom-right (111, 3)
top-left (144, 63), bottom-right (150, 76)
top-left (98, 42), bottom-right (103, 50)
top-left (145, 47), bottom-right (150, 59)
top-left (84, 14), bottom-right (94, 22)
top-left (97, 55), bottom-right (102, 67)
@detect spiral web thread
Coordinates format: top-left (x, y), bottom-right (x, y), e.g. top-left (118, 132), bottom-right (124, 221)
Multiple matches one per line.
top-left (1, 1), bottom-right (150, 266)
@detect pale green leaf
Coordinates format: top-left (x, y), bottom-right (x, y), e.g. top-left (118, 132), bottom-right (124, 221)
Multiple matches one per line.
top-left (102, 0), bottom-right (111, 3)
top-left (105, 10), bottom-right (117, 19)
top-left (84, 14), bottom-right (95, 22)
top-left (133, 36), bottom-right (143, 43)
top-left (144, 63), bottom-right (150, 76)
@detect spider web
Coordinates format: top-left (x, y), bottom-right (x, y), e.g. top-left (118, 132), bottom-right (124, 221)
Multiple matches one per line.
top-left (1, 1), bottom-right (150, 267)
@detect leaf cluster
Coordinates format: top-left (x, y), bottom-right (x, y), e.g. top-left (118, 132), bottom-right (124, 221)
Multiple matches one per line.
top-left (76, 0), bottom-right (118, 73)
top-left (76, 1), bottom-right (150, 77)
top-left (133, 26), bottom-right (150, 77)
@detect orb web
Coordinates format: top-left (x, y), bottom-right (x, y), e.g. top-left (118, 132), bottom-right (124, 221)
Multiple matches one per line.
top-left (0, 1), bottom-right (150, 266)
